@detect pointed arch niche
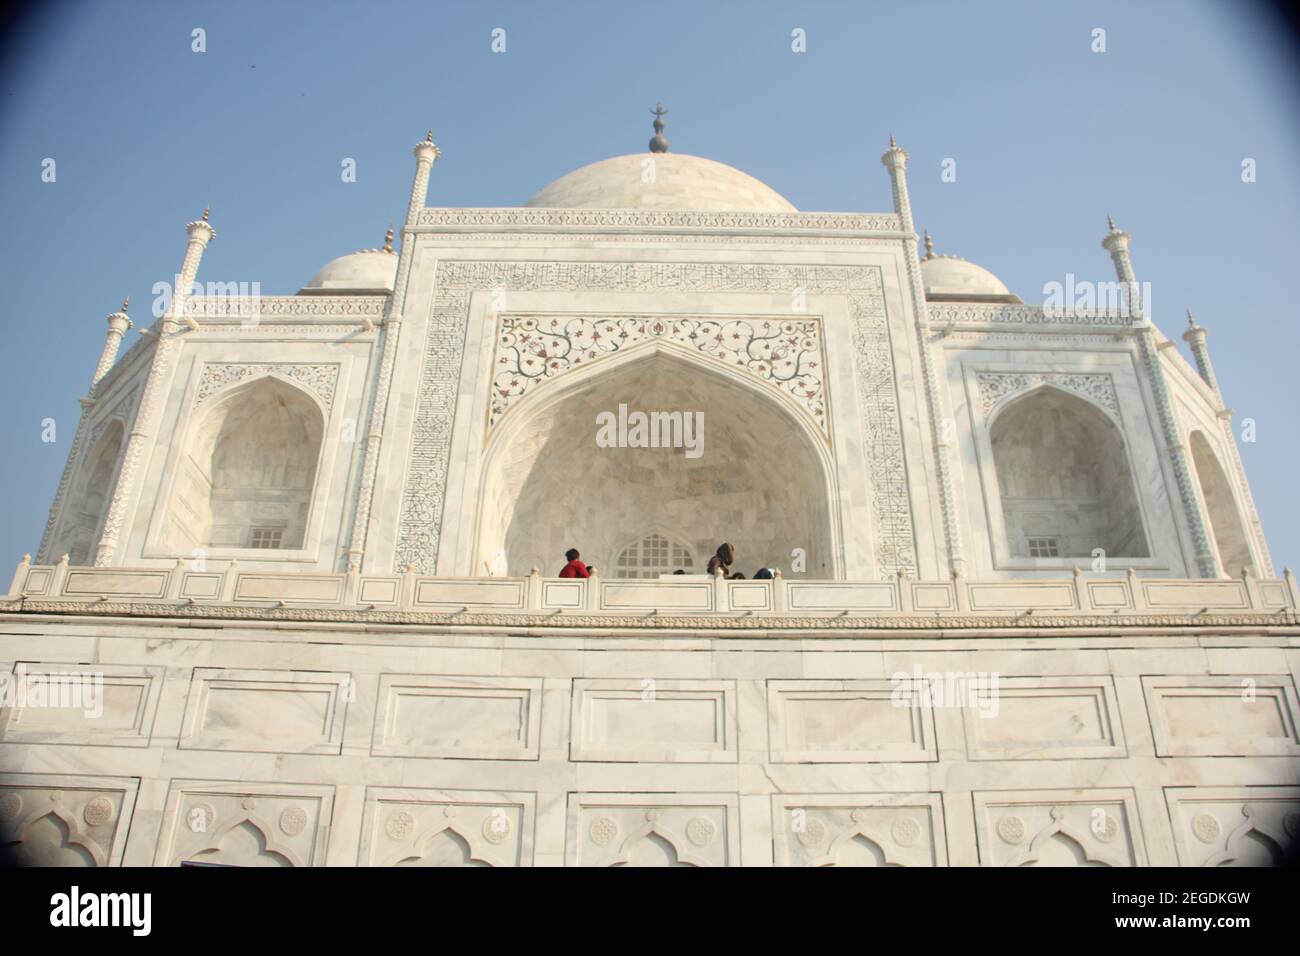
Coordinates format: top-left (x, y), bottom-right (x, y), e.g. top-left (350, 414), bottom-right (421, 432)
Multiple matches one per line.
top-left (1188, 430), bottom-right (1252, 577)
top-left (474, 346), bottom-right (839, 578)
top-left (56, 419), bottom-right (125, 565)
top-left (161, 376), bottom-right (325, 551)
top-left (988, 386), bottom-right (1149, 562)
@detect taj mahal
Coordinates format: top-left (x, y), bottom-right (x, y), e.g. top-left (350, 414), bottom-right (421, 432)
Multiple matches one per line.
top-left (1, 109), bottom-right (1297, 868)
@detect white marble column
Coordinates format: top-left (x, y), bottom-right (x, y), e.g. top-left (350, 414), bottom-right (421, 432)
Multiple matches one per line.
top-left (881, 136), bottom-right (964, 578)
top-left (344, 132), bottom-right (439, 573)
top-left (1104, 218), bottom-right (1218, 577)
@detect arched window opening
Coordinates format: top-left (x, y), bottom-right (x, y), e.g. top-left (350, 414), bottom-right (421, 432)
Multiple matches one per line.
top-left (59, 421), bottom-right (124, 565)
top-left (163, 377), bottom-right (324, 551)
top-left (478, 350), bottom-right (835, 578)
top-left (990, 388), bottom-right (1149, 560)
top-left (1189, 431), bottom-right (1252, 577)
top-left (615, 533), bottom-right (695, 578)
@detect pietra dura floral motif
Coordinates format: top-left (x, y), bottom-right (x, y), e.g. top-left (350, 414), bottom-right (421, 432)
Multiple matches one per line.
top-left (489, 314), bottom-right (828, 439)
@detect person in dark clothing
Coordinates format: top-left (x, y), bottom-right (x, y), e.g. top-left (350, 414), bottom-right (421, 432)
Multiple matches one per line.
top-left (672, 569), bottom-right (686, 575)
top-left (754, 567), bottom-right (775, 580)
top-left (558, 548), bottom-right (590, 578)
top-left (730, 572), bottom-right (746, 580)
top-left (707, 543), bottom-right (735, 577)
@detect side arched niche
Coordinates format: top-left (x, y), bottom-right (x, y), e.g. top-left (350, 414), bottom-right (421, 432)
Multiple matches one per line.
top-left (57, 419), bottom-right (125, 565)
top-left (476, 347), bottom-right (837, 578)
top-left (162, 376), bottom-right (324, 551)
top-left (1188, 430), bottom-right (1252, 576)
top-left (989, 386), bottom-right (1149, 560)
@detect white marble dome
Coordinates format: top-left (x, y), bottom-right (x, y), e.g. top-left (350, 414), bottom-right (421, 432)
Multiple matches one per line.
top-left (525, 153), bottom-right (797, 212)
top-left (920, 253), bottom-right (1021, 303)
top-left (300, 248), bottom-right (396, 295)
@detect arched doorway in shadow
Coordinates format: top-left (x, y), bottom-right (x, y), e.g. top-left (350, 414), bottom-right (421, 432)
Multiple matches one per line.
top-left (57, 419), bottom-right (125, 565)
top-left (1189, 430), bottom-right (1252, 576)
top-left (990, 386), bottom-right (1149, 559)
top-left (162, 376), bottom-right (325, 551)
top-left (476, 346), bottom-right (838, 578)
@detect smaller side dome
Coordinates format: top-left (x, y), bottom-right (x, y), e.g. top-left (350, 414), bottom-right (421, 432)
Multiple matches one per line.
top-left (299, 244), bottom-right (396, 296)
top-left (919, 234), bottom-right (1020, 303)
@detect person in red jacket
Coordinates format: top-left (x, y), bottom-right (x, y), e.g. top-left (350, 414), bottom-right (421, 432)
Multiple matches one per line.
top-left (558, 548), bottom-right (590, 578)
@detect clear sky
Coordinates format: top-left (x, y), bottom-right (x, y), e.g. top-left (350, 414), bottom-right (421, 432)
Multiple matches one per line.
top-left (1, 0), bottom-right (1297, 573)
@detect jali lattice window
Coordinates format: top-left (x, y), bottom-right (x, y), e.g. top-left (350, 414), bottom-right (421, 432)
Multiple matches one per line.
top-left (616, 533), bottom-right (695, 578)
top-left (249, 528), bottom-right (284, 549)
top-left (1027, 536), bottom-right (1060, 558)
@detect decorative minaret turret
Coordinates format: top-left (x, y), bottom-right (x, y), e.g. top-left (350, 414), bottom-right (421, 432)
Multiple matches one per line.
top-left (882, 135), bottom-right (963, 580)
top-left (344, 131), bottom-right (439, 573)
top-left (1102, 216), bottom-right (1218, 577)
top-left (406, 131), bottom-right (441, 226)
top-left (91, 298), bottom-right (133, 391)
top-left (1182, 309), bottom-right (1220, 395)
top-left (1101, 215), bottom-right (1144, 319)
top-left (93, 209), bottom-right (216, 566)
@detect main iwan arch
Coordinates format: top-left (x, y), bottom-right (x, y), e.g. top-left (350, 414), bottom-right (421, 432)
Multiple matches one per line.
top-left (472, 342), bottom-right (841, 578)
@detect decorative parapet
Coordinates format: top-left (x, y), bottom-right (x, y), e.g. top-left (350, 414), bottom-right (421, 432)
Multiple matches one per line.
top-left (6, 560), bottom-right (1295, 630)
top-left (416, 207), bottom-right (904, 234)
top-left (928, 302), bottom-right (1136, 329)
top-left (184, 296), bottom-right (387, 319)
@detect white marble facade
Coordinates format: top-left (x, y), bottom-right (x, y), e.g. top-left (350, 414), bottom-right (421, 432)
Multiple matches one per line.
top-left (3, 129), bottom-right (1296, 866)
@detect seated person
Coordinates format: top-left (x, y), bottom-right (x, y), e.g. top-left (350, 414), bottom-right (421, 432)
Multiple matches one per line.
top-left (707, 543), bottom-right (735, 577)
top-left (558, 548), bottom-right (590, 578)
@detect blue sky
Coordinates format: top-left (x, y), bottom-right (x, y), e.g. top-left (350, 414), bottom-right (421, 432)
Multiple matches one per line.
top-left (1, 0), bottom-right (1297, 573)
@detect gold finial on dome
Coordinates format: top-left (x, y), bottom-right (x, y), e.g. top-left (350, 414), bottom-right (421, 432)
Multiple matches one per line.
top-left (923, 230), bottom-right (935, 260)
top-left (383, 223), bottom-right (394, 253)
top-left (649, 102), bottom-right (669, 153)
top-left (202, 207), bottom-right (210, 222)
top-left (121, 296), bottom-right (130, 312)
top-left (426, 129), bottom-right (433, 143)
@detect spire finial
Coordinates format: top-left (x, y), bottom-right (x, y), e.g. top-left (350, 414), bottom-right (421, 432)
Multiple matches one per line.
top-left (426, 129), bottom-right (433, 143)
top-left (121, 296), bottom-right (129, 312)
top-left (383, 223), bottom-right (394, 253)
top-left (1107, 213), bottom-right (1116, 232)
top-left (648, 102), bottom-right (669, 153)
top-left (1187, 307), bottom-right (1198, 329)
top-left (202, 207), bottom-right (210, 222)
top-left (923, 230), bottom-right (935, 260)
top-left (889, 132), bottom-right (897, 149)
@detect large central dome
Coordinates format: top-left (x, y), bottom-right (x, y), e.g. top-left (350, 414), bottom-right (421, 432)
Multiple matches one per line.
top-left (525, 153), bottom-right (797, 212)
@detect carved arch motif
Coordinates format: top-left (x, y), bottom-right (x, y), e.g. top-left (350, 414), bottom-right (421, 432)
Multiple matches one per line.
top-left (185, 811), bottom-right (304, 867)
top-left (1202, 804), bottom-right (1296, 866)
top-left (977, 371), bottom-right (1120, 425)
top-left (194, 363), bottom-right (339, 412)
top-left (1002, 806), bottom-right (1129, 867)
top-left (4, 807), bottom-right (105, 866)
top-left (379, 810), bottom-right (508, 867)
top-left (608, 818), bottom-right (710, 868)
top-left (489, 314), bottom-right (828, 440)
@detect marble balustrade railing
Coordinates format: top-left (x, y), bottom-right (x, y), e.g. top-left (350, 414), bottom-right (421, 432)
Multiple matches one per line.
top-left (6, 556), bottom-right (1298, 618)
